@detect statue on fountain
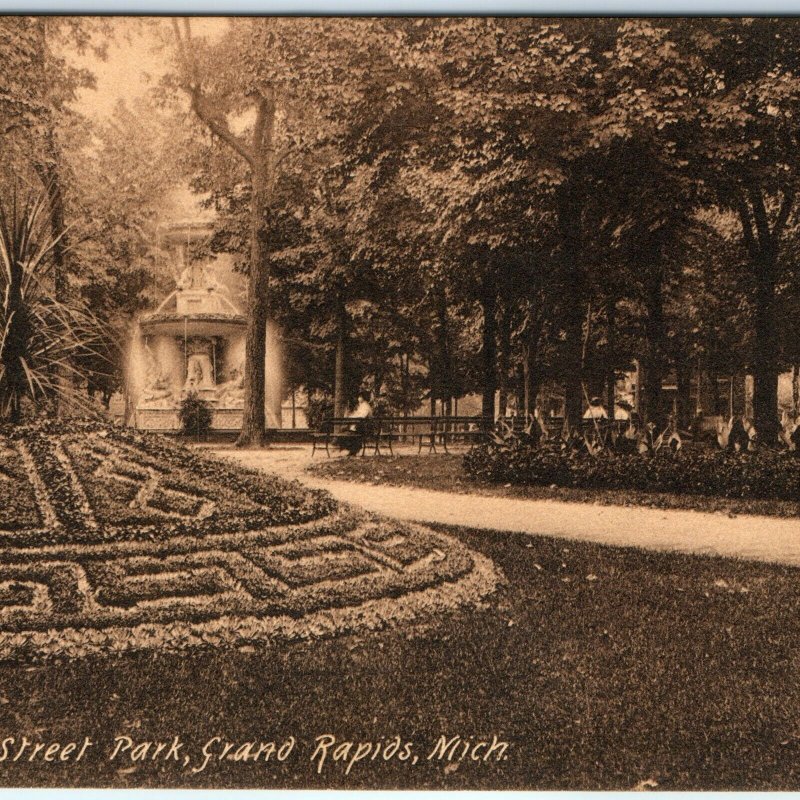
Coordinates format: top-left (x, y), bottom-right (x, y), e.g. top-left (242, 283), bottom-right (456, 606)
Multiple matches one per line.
top-left (215, 365), bottom-right (245, 408)
top-left (141, 344), bottom-right (175, 408)
top-left (183, 339), bottom-right (215, 391)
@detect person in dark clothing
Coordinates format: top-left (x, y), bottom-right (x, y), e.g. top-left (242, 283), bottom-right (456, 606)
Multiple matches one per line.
top-left (791, 424), bottom-right (800, 455)
top-left (728, 417), bottom-right (751, 452)
top-left (337, 391), bottom-right (373, 456)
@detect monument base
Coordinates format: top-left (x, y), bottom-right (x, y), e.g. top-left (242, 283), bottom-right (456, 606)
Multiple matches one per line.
top-left (135, 407), bottom-right (246, 433)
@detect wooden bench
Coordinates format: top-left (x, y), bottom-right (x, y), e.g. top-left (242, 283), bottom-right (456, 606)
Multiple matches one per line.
top-left (384, 415), bottom-right (493, 454)
top-left (311, 417), bottom-right (387, 457)
top-left (311, 415), bottom-right (493, 456)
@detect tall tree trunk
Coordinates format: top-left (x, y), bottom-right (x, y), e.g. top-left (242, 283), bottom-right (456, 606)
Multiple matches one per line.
top-left (333, 303), bottom-right (347, 420)
top-left (558, 189), bottom-right (584, 429)
top-left (731, 373), bottom-right (747, 418)
top-left (564, 307), bottom-right (583, 427)
top-left (734, 185), bottom-right (793, 442)
top-left (515, 360), bottom-right (526, 418)
top-left (480, 274), bottom-right (497, 420)
top-left (642, 272), bottom-right (666, 428)
top-left (33, 19), bottom-right (69, 416)
top-left (676, 362), bottom-right (692, 431)
top-left (497, 302), bottom-right (510, 417)
top-left (606, 300), bottom-right (616, 420)
top-left (752, 261), bottom-right (780, 440)
top-left (434, 284), bottom-right (452, 410)
top-left (237, 171), bottom-right (269, 446)
top-left (172, 20), bottom-right (276, 447)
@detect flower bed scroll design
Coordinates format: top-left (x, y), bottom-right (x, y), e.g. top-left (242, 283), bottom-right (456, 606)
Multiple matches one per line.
top-left (0, 422), bottom-right (502, 660)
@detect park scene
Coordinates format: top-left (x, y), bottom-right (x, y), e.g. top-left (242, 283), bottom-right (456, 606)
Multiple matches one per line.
top-left (4, 15), bottom-right (800, 790)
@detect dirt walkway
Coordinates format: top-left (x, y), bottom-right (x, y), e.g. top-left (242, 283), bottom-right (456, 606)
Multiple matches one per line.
top-left (214, 446), bottom-right (800, 567)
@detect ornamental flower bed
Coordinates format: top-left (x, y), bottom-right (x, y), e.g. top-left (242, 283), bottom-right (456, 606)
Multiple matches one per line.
top-left (463, 439), bottom-right (800, 501)
top-left (0, 421), bottom-right (502, 660)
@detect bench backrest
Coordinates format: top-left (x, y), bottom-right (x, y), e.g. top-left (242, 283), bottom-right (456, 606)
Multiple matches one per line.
top-left (323, 415), bottom-right (493, 433)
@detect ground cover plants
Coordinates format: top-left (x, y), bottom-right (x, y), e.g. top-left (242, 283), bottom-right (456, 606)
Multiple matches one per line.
top-left (464, 439), bottom-right (800, 501)
top-left (2, 524), bottom-right (800, 789)
top-left (0, 421), bottom-right (501, 660)
top-left (310, 452), bottom-right (800, 518)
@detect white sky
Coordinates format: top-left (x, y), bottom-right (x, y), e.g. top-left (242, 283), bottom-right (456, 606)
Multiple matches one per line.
top-left (68, 18), bottom-right (230, 221)
top-left (70, 17), bottom-right (229, 121)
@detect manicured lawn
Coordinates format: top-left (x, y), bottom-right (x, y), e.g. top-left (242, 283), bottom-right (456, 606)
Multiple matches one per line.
top-left (4, 524), bottom-right (800, 789)
top-left (310, 453), bottom-right (800, 518)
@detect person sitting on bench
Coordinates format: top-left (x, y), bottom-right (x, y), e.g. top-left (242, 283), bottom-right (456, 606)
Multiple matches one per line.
top-left (337, 391), bottom-right (373, 456)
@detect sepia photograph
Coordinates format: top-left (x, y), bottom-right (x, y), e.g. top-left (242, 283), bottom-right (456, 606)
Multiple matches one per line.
top-left (1, 12), bottom-right (800, 792)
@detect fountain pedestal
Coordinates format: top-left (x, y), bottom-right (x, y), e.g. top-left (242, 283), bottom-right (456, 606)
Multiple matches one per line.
top-left (132, 261), bottom-right (262, 433)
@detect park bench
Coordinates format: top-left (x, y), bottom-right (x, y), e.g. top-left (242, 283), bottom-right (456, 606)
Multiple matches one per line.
top-left (311, 415), bottom-right (493, 457)
top-left (310, 417), bottom-right (389, 457)
top-left (384, 415), bottom-right (493, 454)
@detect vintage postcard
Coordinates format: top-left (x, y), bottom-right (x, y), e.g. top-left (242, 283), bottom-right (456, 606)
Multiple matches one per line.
top-left (0, 14), bottom-right (799, 791)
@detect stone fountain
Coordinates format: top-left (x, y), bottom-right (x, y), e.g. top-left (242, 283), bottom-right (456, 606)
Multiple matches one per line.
top-left (132, 257), bottom-right (250, 432)
top-left (127, 214), bottom-right (290, 433)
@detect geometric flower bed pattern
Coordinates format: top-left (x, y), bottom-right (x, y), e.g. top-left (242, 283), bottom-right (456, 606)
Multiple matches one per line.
top-left (0, 421), bottom-right (502, 660)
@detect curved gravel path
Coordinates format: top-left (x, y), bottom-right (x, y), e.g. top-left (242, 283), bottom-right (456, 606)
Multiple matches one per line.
top-left (217, 447), bottom-right (800, 568)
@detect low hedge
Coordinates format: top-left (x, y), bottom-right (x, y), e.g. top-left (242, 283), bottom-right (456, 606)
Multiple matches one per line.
top-left (463, 440), bottom-right (800, 501)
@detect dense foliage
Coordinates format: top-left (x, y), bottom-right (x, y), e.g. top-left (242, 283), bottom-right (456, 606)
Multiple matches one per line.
top-left (0, 187), bottom-right (103, 422)
top-left (464, 438), bottom-right (800, 501)
top-left (3, 19), bottom-right (800, 440)
top-left (178, 391), bottom-right (213, 439)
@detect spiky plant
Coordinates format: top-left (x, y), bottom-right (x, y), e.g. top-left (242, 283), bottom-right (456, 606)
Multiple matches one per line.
top-left (0, 187), bottom-right (107, 423)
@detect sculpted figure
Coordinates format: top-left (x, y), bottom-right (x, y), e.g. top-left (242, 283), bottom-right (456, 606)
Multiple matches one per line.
top-left (177, 264), bottom-right (195, 290)
top-left (216, 366), bottom-right (244, 408)
top-left (184, 354), bottom-right (214, 390)
top-left (141, 345), bottom-right (174, 408)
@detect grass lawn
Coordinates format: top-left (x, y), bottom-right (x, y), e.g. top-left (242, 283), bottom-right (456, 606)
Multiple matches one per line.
top-left (5, 524), bottom-right (800, 790)
top-left (310, 453), bottom-right (800, 518)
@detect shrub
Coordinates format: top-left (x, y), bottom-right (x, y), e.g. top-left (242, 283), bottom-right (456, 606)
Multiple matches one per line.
top-left (178, 392), bottom-right (212, 440)
top-left (306, 394), bottom-right (333, 431)
top-left (0, 185), bottom-right (105, 422)
top-left (463, 440), bottom-right (800, 501)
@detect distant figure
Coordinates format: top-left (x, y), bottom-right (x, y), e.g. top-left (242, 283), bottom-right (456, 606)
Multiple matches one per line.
top-left (728, 416), bottom-right (751, 452)
top-left (352, 392), bottom-right (373, 421)
top-left (583, 397), bottom-right (608, 420)
top-left (614, 400), bottom-right (633, 421)
top-left (338, 391), bottom-right (374, 456)
top-left (791, 425), bottom-right (800, 454)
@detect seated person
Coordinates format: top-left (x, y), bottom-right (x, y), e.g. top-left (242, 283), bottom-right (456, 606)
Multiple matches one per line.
top-left (337, 391), bottom-right (374, 456)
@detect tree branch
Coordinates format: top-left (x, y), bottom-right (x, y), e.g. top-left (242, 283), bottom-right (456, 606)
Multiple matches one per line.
top-left (773, 187), bottom-right (795, 240)
top-left (732, 186), bottom-right (758, 259)
top-left (747, 182), bottom-right (771, 247)
top-left (171, 18), bottom-right (255, 166)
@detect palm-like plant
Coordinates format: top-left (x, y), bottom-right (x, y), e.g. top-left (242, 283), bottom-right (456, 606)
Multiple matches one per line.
top-left (0, 187), bottom-right (106, 423)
